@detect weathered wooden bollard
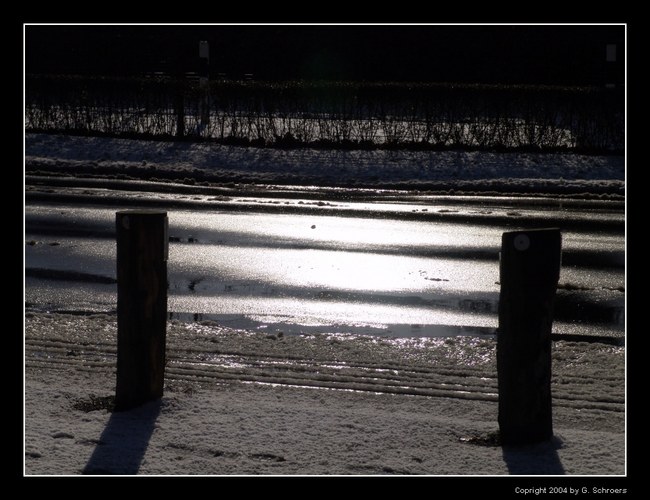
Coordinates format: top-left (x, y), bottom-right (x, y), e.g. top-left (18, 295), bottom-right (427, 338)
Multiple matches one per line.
top-left (497, 228), bottom-right (561, 446)
top-left (115, 211), bottom-right (168, 411)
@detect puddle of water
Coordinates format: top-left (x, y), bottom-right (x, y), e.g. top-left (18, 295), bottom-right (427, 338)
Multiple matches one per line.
top-left (167, 311), bottom-right (497, 338)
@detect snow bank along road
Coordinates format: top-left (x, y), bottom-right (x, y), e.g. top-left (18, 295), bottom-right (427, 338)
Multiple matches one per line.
top-left (25, 178), bottom-right (624, 342)
top-left (25, 132), bottom-right (624, 196)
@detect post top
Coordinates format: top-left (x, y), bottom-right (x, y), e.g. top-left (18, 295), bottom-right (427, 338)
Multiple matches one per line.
top-left (116, 210), bottom-right (167, 216)
top-left (502, 227), bottom-right (560, 236)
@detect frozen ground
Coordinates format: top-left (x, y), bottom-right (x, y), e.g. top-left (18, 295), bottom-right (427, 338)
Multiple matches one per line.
top-left (24, 313), bottom-right (625, 476)
top-left (24, 132), bottom-right (626, 477)
top-left (25, 133), bottom-right (624, 195)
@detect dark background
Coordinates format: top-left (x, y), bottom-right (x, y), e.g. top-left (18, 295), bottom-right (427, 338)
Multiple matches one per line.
top-left (25, 24), bottom-right (624, 85)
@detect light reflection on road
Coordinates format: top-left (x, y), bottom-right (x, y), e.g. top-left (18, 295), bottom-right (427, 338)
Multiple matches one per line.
top-left (25, 203), bottom-right (624, 338)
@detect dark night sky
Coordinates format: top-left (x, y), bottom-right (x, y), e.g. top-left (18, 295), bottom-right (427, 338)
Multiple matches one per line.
top-left (25, 24), bottom-right (625, 85)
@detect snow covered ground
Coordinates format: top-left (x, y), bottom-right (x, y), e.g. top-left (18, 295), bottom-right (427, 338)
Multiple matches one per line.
top-left (24, 313), bottom-right (625, 476)
top-left (25, 133), bottom-right (624, 195)
top-left (24, 133), bottom-right (626, 477)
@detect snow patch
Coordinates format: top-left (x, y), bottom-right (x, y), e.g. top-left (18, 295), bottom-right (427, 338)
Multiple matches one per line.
top-left (25, 313), bottom-right (625, 475)
top-left (25, 133), bottom-right (624, 194)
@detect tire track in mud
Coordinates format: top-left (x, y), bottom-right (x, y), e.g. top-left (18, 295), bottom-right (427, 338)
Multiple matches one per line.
top-left (24, 336), bottom-right (624, 412)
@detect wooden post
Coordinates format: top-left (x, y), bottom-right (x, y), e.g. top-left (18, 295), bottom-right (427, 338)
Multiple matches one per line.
top-left (115, 211), bottom-right (168, 411)
top-left (197, 41), bottom-right (210, 136)
top-left (497, 228), bottom-right (561, 446)
top-left (174, 81), bottom-right (185, 139)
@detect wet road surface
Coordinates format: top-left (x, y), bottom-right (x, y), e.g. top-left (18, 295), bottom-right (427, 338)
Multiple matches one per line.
top-left (25, 193), bottom-right (624, 339)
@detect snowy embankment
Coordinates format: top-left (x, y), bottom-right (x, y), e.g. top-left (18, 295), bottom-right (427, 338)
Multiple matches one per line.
top-left (25, 133), bottom-right (624, 196)
top-left (25, 313), bottom-right (625, 476)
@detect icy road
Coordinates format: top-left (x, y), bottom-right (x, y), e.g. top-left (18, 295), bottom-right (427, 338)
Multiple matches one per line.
top-left (24, 192), bottom-right (624, 340)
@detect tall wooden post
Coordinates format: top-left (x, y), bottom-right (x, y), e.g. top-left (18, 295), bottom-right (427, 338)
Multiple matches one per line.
top-left (174, 81), bottom-right (185, 139)
top-left (497, 228), bottom-right (561, 446)
top-left (198, 41), bottom-right (210, 135)
top-left (115, 211), bottom-right (168, 411)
